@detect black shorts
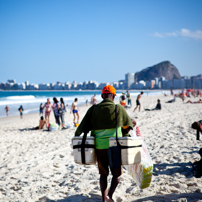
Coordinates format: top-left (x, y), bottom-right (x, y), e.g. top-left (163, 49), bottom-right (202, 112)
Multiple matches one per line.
top-left (96, 149), bottom-right (122, 177)
top-left (136, 100), bottom-right (140, 106)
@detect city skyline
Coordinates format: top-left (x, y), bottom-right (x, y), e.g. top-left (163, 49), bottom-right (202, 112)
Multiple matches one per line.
top-left (0, 0), bottom-right (202, 84)
top-left (1, 72), bottom-right (202, 90)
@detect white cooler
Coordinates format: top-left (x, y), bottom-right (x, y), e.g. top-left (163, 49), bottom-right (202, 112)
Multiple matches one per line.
top-left (72, 136), bottom-right (96, 165)
top-left (109, 137), bottom-right (142, 164)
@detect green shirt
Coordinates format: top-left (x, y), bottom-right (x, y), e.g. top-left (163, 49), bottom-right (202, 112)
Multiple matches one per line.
top-left (92, 127), bottom-right (122, 149)
top-left (75, 98), bottom-right (133, 148)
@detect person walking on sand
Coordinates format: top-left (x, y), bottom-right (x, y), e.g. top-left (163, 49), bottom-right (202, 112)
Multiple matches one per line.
top-left (133, 92), bottom-right (144, 112)
top-left (43, 98), bottom-right (52, 125)
top-left (18, 105), bottom-right (24, 119)
top-left (126, 90), bottom-right (132, 106)
top-left (5, 105), bottom-right (9, 117)
top-left (75, 85), bottom-right (134, 202)
top-left (71, 98), bottom-right (79, 125)
top-left (91, 94), bottom-right (97, 105)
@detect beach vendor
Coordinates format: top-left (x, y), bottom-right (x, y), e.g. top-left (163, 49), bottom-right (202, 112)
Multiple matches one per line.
top-left (75, 85), bottom-right (133, 202)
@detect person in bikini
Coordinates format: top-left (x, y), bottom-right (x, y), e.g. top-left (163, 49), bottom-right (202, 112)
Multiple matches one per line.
top-left (43, 98), bottom-right (52, 124)
top-left (71, 98), bottom-right (79, 125)
top-left (30, 116), bottom-right (48, 130)
top-left (186, 99), bottom-right (202, 104)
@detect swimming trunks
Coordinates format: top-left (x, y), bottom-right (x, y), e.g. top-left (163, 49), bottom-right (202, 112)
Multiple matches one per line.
top-left (96, 149), bottom-right (122, 177)
top-left (73, 109), bottom-right (78, 113)
top-left (136, 100), bottom-right (140, 106)
top-left (120, 102), bottom-right (126, 106)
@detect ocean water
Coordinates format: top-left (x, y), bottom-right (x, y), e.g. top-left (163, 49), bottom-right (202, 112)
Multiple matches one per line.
top-left (0, 90), bottom-right (165, 118)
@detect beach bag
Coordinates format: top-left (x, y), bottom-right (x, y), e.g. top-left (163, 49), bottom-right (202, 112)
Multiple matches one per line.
top-left (58, 107), bottom-right (63, 114)
top-left (48, 123), bottom-right (59, 131)
top-left (72, 105), bottom-right (96, 165)
top-left (108, 105), bottom-right (142, 170)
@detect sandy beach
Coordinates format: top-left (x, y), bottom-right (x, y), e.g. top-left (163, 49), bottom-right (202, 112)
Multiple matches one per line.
top-left (0, 94), bottom-right (202, 202)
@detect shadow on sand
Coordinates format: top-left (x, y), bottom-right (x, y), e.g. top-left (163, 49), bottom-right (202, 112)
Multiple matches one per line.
top-left (153, 162), bottom-right (193, 178)
top-left (39, 192), bottom-right (202, 202)
top-left (39, 194), bottom-right (102, 202)
top-left (133, 192), bottom-right (202, 202)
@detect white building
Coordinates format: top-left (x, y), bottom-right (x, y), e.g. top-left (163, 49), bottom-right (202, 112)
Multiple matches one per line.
top-left (38, 83), bottom-right (50, 90)
top-left (125, 73), bottom-right (134, 89)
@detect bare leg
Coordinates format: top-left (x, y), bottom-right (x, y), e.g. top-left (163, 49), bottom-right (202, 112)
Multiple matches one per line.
top-left (107, 176), bottom-right (120, 201)
top-left (73, 113), bottom-right (76, 123)
top-left (133, 106), bottom-right (138, 112)
top-left (139, 105), bottom-right (141, 112)
top-left (76, 112), bottom-right (79, 123)
top-left (45, 113), bottom-right (48, 124)
top-left (100, 174), bottom-right (108, 202)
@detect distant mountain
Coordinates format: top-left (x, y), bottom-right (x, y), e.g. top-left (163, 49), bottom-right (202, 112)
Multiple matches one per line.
top-left (134, 61), bottom-right (181, 82)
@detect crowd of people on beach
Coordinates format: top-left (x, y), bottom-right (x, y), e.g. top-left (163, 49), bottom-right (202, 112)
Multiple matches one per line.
top-left (2, 86), bottom-right (202, 202)
top-left (39, 97), bottom-right (79, 130)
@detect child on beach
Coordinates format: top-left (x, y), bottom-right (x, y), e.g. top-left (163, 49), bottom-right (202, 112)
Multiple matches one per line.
top-left (18, 105), bottom-right (24, 119)
top-left (120, 92), bottom-right (126, 107)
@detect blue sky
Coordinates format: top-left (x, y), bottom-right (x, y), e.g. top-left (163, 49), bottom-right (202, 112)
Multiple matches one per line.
top-left (0, 0), bottom-right (202, 84)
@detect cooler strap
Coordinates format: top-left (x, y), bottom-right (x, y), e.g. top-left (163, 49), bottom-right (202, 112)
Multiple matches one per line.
top-left (115, 105), bottom-right (121, 149)
top-left (119, 145), bottom-right (142, 149)
top-left (80, 105), bottom-right (95, 164)
top-left (73, 144), bottom-right (95, 149)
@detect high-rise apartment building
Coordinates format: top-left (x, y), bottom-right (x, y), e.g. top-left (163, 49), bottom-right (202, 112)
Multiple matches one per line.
top-left (125, 73), bottom-right (134, 89)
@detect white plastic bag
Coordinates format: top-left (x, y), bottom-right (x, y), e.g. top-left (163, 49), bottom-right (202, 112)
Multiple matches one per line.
top-left (124, 126), bottom-right (153, 189)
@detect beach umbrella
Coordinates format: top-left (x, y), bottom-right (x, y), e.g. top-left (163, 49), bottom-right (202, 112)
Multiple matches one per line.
top-left (187, 89), bottom-right (194, 92)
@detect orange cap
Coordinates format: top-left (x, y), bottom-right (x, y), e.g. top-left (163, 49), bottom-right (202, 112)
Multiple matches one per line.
top-left (102, 85), bottom-right (116, 96)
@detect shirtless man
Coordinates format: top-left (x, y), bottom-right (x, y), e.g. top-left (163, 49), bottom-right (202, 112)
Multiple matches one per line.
top-left (91, 94), bottom-right (97, 105)
top-left (133, 92), bottom-right (144, 112)
top-left (71, 98), bottom-right (79, 125)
